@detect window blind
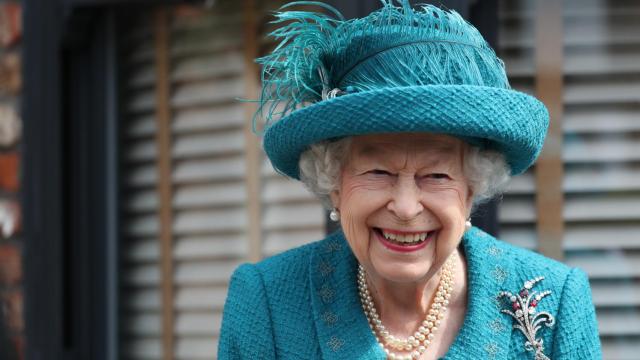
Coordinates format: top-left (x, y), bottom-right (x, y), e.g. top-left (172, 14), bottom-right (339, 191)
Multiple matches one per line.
top-left (499, 0), bottom-right (640, 358)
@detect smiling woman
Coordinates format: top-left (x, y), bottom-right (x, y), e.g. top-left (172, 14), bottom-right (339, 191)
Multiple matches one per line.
top-left (331, 134), bottom-right (472, 284)
top-left (298, 133), bottom-right (511, 357)
top-left (330, 134), bottom-right (473, 355)
top-left (218, 1), bottom-right (601, 359)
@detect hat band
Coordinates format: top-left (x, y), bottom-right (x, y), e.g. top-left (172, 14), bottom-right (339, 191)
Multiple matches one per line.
top-left (334, 39), bottom-right (490, 87)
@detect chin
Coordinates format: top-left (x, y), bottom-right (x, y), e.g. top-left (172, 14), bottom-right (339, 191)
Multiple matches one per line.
top-left (373, 261), bottom-right (435, 284)
top-left (366, 229), bottom-right (440, 283)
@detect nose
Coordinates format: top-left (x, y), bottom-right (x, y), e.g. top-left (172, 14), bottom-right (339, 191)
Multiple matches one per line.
top-left (387, 177), bottom-right (424, 220)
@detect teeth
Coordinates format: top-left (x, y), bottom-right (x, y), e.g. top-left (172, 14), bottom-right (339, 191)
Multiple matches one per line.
top-left (397, 234), bottom-right (410, 242)
top-left (381, 230), bottom-right (430, 243)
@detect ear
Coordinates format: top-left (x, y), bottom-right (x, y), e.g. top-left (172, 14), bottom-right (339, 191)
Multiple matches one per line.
top-left (465, 186), bottom-right (474, 218)
top-left (330, 190), bottom-right (341, 209)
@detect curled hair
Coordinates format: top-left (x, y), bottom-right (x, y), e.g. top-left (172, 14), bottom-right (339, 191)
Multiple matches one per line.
top-left (299, 138), bottom-right (351, 208)
top-left (298, 137), bottom-right (511, 210)
top-left (462, 146), bottom-right (511, 205)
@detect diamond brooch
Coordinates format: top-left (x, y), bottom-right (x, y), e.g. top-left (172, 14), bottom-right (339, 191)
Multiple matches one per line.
top-left (497, 277), bottom-right (555, 360)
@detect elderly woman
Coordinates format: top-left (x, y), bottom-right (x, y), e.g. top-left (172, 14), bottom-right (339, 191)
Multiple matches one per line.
top-left (219, 1), bottom-right (601, 359)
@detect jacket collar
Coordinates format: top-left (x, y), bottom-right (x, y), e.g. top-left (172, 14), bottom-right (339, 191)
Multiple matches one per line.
top-left (443, 227), bottom-right (514, 359)
top-left (308, 231), bottom-right (385, 359)
top-left (308, 228), bottom-right (514, 360)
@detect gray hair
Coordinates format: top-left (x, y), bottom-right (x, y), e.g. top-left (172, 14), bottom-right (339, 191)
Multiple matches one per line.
top-left (298, 137), bottom-right (511, 210)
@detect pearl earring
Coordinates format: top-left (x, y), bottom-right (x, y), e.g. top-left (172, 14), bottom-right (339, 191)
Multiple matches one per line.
top-left (465, 219), bottom-right (472, 231)
top-left (329, 208), bottom-right (340, 222)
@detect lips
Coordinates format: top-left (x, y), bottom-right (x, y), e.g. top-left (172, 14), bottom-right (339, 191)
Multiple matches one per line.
top-left (373, 227), bottom-right (436, 252)
top-left (381, 228), bottom-right (429, 244)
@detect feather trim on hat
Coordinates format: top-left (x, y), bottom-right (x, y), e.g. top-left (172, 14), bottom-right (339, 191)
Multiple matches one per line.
top-left (254, 0), bottom-right (510, 130)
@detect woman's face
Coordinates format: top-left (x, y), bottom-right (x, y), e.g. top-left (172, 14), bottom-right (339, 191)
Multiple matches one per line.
top-left (331, 133), bottom-right (473, 284)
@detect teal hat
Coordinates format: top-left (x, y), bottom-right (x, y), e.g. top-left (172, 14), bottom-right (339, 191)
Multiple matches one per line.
top-left (256, 0), bottom-right (549, 178)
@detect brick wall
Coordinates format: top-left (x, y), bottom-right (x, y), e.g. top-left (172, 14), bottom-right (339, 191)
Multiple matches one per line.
top-left (0, 1), bottom-right (23, 359)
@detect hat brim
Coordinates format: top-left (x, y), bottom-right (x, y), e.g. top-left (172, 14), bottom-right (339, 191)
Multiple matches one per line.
top-left (263, 85), bottom-right (549, 178)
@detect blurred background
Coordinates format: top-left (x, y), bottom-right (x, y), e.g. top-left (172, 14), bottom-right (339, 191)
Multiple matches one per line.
top-left (0, 0), bottom-right (639, 359)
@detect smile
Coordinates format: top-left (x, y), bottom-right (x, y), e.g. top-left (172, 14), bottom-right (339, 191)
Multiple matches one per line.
top-left (373, 228), bottom-right (436, 252)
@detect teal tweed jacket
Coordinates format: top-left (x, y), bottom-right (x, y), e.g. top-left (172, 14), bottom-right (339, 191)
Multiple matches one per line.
top-left (218, 227), bottom-right (601, 359)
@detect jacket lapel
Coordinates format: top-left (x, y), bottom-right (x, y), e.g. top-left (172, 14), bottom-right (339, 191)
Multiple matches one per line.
top-left (309, 229), bottom-right (514, 360)
top-left (443, 227), bottom-right (513, 359)
top-left (309, 231), bottom-right (385, 360)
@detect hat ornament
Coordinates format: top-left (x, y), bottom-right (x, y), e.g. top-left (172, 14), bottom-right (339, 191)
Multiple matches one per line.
top-left (254, 0), bottom-right (510, 129)
top-left (257, 0), bottom-right (550, 179)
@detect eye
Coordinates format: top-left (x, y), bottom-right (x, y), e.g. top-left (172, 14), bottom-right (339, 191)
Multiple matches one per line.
top-left (422, 173), bottom-right (451, 181)
top-left (367, 169), bottom-right (392, 176)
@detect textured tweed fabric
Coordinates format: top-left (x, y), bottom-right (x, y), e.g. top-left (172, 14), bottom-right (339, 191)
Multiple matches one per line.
top-left (263, 85), bottom-right (549, 179)
top-left (218, 227), bottom-right (601, 359)
top-left (257, 1), bottom-right (550, 179)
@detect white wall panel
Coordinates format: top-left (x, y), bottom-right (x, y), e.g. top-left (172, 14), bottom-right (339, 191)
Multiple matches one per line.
top-left (124, 339), bottom-right (162, 360)
top-left (172, 156), bottom-right (246, 183)
top-left (498, 196), bottom-right (536, 223)
top-left (119, 2), bottom-right (321, 359)
top-left (126, 238), bottom-right (160, 262)
top-left (175, 338), bottom-right (217, 360)
top-left (126, 288), bottom-right (161, 311)
top-left (174, 235), bottom-right (247, 259)
top-left (499, 0), bottom-right (640, 357)
top-left (175, 287), bottom-right (228, 310)
top-left (173, 105), bottom-right (244, 132)
top-left (565, 106), bottom-right (640, 133)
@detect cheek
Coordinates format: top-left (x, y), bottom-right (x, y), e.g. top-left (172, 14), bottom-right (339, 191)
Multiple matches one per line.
top-left (337, 174), bottom-right (391, 212)
top-left (337, 177), bottom-right (389, 262)
top-left (425, 186), bottom-right (470, 226)
top-left (339, 210), bottom-right (369, 263)
top-left (340, 207), bottom-right (371, 264)
top-left (427, 189), bottom-right (469, 261)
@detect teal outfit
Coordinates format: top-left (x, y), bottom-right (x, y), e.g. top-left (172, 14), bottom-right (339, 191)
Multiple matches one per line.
top-left (218, 227), bottom-right (601, 359)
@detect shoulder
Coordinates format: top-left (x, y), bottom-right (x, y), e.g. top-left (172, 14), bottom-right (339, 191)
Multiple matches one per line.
top-left (228, 232), bottom-right (342, 297)
top-left (466, 227), bottom-right (573, 289)
top-left (219, 235), bottom-right (335, 358)
top-left (255, 235), bottom-right (325, 271)
top-left (251, 234), bottom-right (330, 283)
top-left (465, 228), bottom-right (600, 358)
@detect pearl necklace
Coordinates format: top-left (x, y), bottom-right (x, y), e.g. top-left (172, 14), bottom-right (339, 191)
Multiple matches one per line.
top-left (357, 255), bottom-right (456, 360)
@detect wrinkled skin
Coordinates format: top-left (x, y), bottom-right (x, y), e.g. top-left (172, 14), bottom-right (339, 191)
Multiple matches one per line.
top-left (331, 133), bottom-right (472, 358)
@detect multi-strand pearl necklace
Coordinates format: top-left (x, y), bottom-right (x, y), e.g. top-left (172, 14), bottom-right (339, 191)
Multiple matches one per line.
top-left (357, 254), bottom-right (456, 360)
